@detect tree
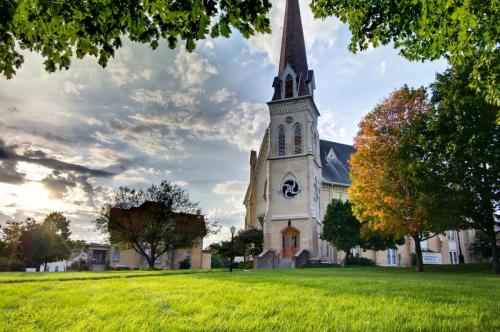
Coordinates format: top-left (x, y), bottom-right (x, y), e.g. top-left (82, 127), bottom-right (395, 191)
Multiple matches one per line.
top-left (321, 199), bottom-right (361, 266)
top-left (67, 239), bottom-right (86, 252)
top-left (470, 231), bottom-right (500, 261)
top-left (421, 62), bottom-right (500, 273)
top-left (1, 218), bottom-right (71, 271)
top-left (1, 0), bottom-right (272, 78)
top-left (43, 212), bottom-right (71, 241)
top-left (321, 199), bottom-right (402, 266)
top-left (311, 1), bottom-right (499, 106)
top-left (235, 228), bottom-right (263, 258)
top-left (95, 181), bottom-right (208, 269)
top-left (349, 86), bottom-right (456, 272)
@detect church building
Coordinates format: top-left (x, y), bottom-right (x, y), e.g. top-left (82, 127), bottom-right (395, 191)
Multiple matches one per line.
top-left (243, 0), bottom-right (478, 268)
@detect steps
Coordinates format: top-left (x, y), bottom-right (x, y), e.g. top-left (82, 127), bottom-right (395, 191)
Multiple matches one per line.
top-left (276, 258), bottom-right (294, 269)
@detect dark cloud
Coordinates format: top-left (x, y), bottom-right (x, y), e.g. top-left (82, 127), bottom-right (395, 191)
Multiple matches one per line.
top-left (0, 139), bottom-right (122, 205)
top-left (0, 139), bottom-right (115, 178)
top-left (7, 106), bottom-right (20, 113)
top-left (0, 160), bottom-right (26, 184)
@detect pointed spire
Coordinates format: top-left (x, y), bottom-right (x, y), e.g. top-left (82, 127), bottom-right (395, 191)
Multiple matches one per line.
top-left (272, 0), bottom-right (314, 101)
top-left (278, 0), bottom-right (308, 78)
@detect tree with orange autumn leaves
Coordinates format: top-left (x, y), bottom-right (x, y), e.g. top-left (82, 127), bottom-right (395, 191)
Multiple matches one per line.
top-left (349, 86), bottom-right (460, 272)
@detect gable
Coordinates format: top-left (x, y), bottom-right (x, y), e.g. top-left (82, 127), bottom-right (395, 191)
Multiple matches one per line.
top-left (319, 140), bottom-right (356, 186)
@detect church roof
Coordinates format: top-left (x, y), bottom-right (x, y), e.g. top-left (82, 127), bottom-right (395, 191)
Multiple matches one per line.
top-left (320, 140), bottom-right (356, 186)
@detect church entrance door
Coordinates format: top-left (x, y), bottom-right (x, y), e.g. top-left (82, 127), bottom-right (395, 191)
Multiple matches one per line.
top-left (282, 227), bottom-right (300, 258)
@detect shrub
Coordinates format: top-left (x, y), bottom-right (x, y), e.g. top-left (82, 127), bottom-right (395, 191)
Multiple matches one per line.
top-left (245, 261), bottom-right (254, 269)
top-left (348, 256), bottom-right (375, 266)
top-left (236, 261), bottom-right (246, 269)
top-left (69, 259), bottom-right (89, 271)
top-left (179, 258), bottom-right (191, 269)
top-left (211, 254), bottom-right (225, 268)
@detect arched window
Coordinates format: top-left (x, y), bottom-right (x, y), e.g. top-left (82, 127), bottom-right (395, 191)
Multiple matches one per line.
top-left (294, 124), bottom-right (302, 154)
top-left (278, 126), bottom-right (286, 156)
top-left (284, 74), bottom-right (294, 98)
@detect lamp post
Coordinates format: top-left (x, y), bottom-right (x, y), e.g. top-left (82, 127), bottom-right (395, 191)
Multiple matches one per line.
top-left (230, 226), bottom-right (236, 272)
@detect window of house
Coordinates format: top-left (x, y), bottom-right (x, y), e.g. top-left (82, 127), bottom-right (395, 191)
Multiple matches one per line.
top-left (284, 74), bottom-right (293, 98)
top-left (448, 231), bottom-right (456, 241)
top-left (387, 249), bottom-right (397, 266)
top-left (449, 251), bottom-right (458, 264)
top-left (112, 246), bottom-right (120, 261)
top-left (55, 266), bottom-right (59, 272)
top-left (294, 124), bottom-right (302, 154)
top-left (278, 126), bottom-right (286, 156)
top-left (420, 240), bottom-right (428, 251)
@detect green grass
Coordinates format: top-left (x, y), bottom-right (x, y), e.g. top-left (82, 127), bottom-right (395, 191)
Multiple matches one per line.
top-left (0, 267), bottom-right (498, 331)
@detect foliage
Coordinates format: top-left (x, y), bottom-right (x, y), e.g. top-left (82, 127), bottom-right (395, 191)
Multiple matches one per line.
top-left (321, 199), bottom-right (402, 266)
top-left (321, 199), bottom-right (360, 266)
top-left (0, 0), bottom-right (272, 78)
top-left (419, 62), bottom-right (500, 273)
top-left (347, 256), bottom-right (375, 266)
top-left (360, 225), bottom-right (404, 252)
top-left (349, 86), bottom-right (456, 272)
top-left (235, 228), bottom-right (263, 257)
top-left (470, 231), bottom-right (500, 261)
top-left (69, 259), bottom-right (89, 272)
top-left (1, 218), bottom-right (71, 270)
top-left (179, 257), bottom-right (191, 270)
top-left (207, 229), bottom-right (262, 264)
top-left (0, 268), bottom-right (498, 331)
top-left (311, 0), bottom-right (500, 106)
top-left (43, 212), bottom-right (71, 241)
top-left (67, 239), bottom-right (86, 252)
top-left (95, 181), bottom-right (206, 269)
top-left (210, 254), bottom-right (225, 268)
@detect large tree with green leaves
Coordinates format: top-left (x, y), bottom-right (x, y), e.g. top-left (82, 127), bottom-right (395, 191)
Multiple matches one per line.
top-left (322, 199), bottom-right (361, 266)
top-left (43, 212), bottom-right (71, 241)
top-left (1, 0), bottom-right (272, 78)
top-left (349, 86), bottom-right (459, 272)
top-left (420, 62), bottom-right (500, 273)
top-left (95, 181), bottom-right (215, 269)
top-left (1, 218), bottom-right (71, 271)
top-left (311, 0), bottom-right (499, 106)
top-left (321, 199), bottom-right (402, 266)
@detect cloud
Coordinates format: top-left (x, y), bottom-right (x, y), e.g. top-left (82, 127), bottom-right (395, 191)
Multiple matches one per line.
top-left (106, 47), bottom-right (155, 86)
top-left (167, 51), bottom-right (218, 87)
top-left (95, 118), bottom-right (187, 159)
top-left (129, 101), bottom-right (268, 151)
top-left (213, 180), bottom-right (247, 196)
top-left (63, 81), bottom-right (85, 95)
top-left (0, 160), bottom-right (26, 184)
top-left (173, 180), bottom-right (188, 188)
top-left (0, 139), bottom-right (119, 205)
top-left (131, 89), bottom-right (166, 106)
top-left (379, 61), bottom-right (387, 76)
top-left (210, 88), bottom-right (235, 103)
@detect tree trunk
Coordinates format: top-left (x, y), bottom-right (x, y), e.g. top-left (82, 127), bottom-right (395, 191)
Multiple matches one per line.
top-left (487, 223), bottom-right (499, 274)
top-left (412, 235), bottom-right (424, 272)
top-left (169, 250), bottom-right (175, 270)
top-left (343, 251), bottom-right (350, 267)
top-left (44, 261), bottom-right (48, 272)
top-left (147, 255), bottom-right (155, 269)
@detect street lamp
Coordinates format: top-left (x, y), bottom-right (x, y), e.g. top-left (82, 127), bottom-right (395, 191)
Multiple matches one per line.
top-left (230, 226), bottom-right (236, 272)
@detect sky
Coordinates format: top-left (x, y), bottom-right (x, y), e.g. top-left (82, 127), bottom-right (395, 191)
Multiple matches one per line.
top-left (0, 1), bottom-right (448, 247)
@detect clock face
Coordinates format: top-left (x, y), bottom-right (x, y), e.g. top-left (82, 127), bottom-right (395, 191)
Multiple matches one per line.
top-left (281, 179), bottom-right (299, 198)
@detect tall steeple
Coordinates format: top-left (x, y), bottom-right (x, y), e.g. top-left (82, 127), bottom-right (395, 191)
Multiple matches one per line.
top-left (272, 0), bottom-right (315, 101)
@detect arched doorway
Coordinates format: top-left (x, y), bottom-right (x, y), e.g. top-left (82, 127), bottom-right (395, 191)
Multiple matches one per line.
top-left (282, 227), bottom-right (300, 258)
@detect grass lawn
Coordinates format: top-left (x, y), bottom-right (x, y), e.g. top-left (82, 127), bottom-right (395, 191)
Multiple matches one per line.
top-left (0, 266), bottom-right (498, 331)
